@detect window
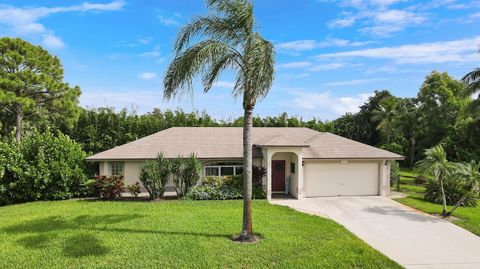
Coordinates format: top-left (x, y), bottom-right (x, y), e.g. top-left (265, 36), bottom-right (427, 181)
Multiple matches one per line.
top-left (290, 162), bottom-right (295, 174)
top-left (204, 163), bottom-right (243, 177)
top-left (205, 167), bottom-right (219, 176)
top-left (110, 162), bottom-right (124, 176)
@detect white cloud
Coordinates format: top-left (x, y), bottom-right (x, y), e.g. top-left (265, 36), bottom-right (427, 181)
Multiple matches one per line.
top-left (213, 81), bottom-right (235, 88)
top-left (138, 72), bottom-right (158, 80)
top-left (289, 91), bottom-right (373, 117)
top-left (158, 15), bottom-right (180, 26)
top-left (308, 62), bottom-right (345, 71)
top-left (0, 1), bottom-right (125, 49)
top-left (317, 36), bottom-right (480, 64)
top-left (41, 33), bottom-right (64, 49)
top-left (276, 38), bottom-right (371, 52)
top-left (326, 1), bottom-right (428, 36)
top-left (137, 36), bottom-right (153, 44)
top-left (323, 78), bottom-right (384, 86)
top-left (278, 61), bottom-right (313, 68)
top-left (138, 46), bottom-right (161, 58)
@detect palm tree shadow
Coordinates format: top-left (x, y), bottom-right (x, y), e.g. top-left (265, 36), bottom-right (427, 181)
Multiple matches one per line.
top-left (5, 213), bottom-right (234, 258)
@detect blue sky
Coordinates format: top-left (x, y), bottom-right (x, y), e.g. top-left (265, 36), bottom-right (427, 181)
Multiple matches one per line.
top-left (1, 0), bottom-right (479, 120)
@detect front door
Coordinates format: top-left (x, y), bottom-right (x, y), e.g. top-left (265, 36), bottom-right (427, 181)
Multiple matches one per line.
top-left (272, 160), bottom-right (285, 192)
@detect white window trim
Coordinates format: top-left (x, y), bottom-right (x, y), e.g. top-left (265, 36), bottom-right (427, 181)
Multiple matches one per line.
top-left (204, 164), bottom-right (243, 177)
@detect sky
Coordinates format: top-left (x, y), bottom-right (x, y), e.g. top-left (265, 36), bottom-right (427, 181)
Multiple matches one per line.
top-left (1, 0), bottom-right (479, 121)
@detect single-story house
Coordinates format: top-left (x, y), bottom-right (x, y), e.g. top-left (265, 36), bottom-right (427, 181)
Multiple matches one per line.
top-left (86, 127), bottom-right (403, 200)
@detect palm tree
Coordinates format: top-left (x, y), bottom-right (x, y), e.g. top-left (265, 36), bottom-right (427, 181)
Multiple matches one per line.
top-left (447, 161), bottom-right (480, 216)
top-left (415, 145), bottom-right (455, 217)
top-left (163, 0), bottom-right (275, 242)
top-left (462, 50), bottom-right (480, 120)
top-left (398, 109), bottom-right (421, 168)
top-left (371, 98), bottom-right (398, 144)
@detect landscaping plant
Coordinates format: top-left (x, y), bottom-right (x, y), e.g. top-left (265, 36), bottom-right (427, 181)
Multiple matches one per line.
top-left (94, 175), bottom-right (124, 199)
top-left (127, 182), bottom-right (142, 197)
top-left (139, 153), bottom-right (171, 199)
top-left (171, 153), bottom-right (201, 197)
top-left (0, 131), bottom-right (88, 205)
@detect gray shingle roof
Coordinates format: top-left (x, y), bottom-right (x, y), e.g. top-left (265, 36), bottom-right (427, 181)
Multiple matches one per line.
top-left (86, 127), bottom-right (403, 160)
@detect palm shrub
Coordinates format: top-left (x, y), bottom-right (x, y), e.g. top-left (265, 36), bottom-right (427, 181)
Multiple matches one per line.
top-left (415, 145), bottom-right (455, 216)
top-left (252, 165), bottom-right (266, 187)
top-left (390, 161), bottom-right (400, 190)
top-left (424, 178), bottom-right (477, 208)
top-left (171, 155), bottom-right (186, 197)
top-left (181, 153), bottom-right (201, 195)
top-left (139, 153), bottom-right (171, 199)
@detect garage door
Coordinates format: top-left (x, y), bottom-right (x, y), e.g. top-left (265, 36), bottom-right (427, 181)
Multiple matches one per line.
top-left (304, 162), bottom-right (379, 197)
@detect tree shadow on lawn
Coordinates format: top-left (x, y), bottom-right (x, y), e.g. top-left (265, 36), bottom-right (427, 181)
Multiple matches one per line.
top-left (3, 214), bottom-right (233, 258)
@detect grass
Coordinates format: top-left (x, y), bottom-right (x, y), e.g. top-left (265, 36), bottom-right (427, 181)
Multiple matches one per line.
top-left (0, 200), bottom-right (401, 269)
top-left (393, 169), bottom-right (480, 236)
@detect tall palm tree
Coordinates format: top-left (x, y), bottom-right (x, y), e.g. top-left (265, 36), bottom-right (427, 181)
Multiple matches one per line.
top-left (462, 50), bottom-right (480, 120)
top-left (371, 98), bottom-right (398, 144)
top-left (415, 145), bottom-right (455, 217)
top-left (398, 109), bottom-right (420, 168)
top-left (163, 0), bottom-right (275, 242)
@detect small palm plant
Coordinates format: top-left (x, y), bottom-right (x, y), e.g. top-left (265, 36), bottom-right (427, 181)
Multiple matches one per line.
top-left (415, 145), bottom-right (455, 217)
top-left (447, 161), bottom-right (480, 216)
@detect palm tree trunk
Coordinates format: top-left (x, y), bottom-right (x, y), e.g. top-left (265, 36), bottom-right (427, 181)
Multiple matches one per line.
top-left (13, 103), bottom-right (22, 142)
top-left (439, 178), bottom-right (448, 216)
top-left (445, 195), bottom-right (467, 217)
top-left (239, 105), bottom-right (254, 241)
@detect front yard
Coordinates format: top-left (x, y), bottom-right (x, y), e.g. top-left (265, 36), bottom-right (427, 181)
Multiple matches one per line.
top-left (393, 169), bottom-right (480, 236)
top-left (0, 200), bottom-right (400, 269)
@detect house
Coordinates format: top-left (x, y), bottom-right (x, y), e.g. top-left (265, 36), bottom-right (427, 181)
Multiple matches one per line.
top-left (86, 127), bottom-right (403, 199)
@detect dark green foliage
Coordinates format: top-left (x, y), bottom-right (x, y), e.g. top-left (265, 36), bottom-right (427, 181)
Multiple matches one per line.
top-left (390, 161), bottom-right (400, 187)
top-left (139, 153), bottom-right (171, 199)
top-left (0, 131), bottom-right (88, 205)
top-left (94, 175), bottom-right (124, 199)
top-left (252, 165), bottom-right (266, 187)
top-left (0, 37), bottom-right (81, 141)
top-left (187, 175), bottom-right (266, 200)
top-left (127, 182), bottom-right (141, 197)
top-left (424, 179), bottom-right (478, 207)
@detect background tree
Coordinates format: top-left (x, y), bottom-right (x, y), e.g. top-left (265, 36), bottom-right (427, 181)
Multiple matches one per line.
top-left (163, 0), bottom-right (274, 242)
top-left (0, 37), bottom-right (81, 141)
top-left (415, 71), bottom-right (467, 156)
top-left (461, 50), bottom-right (480, 121)
top-left (371, 96), bottom-right (398, 144)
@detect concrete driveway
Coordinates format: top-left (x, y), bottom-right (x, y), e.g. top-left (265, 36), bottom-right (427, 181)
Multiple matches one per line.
top-left (271, 196), bottom-right (480, 269)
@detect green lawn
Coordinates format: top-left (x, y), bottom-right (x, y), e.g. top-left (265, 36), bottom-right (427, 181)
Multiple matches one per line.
top-left (0, 200), bottom-right (401, 269)
top-left (394, 169), bottom-right (480, 236)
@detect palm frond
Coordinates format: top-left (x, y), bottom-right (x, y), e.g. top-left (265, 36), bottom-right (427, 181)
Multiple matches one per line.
top-left (462, 68), bottom-right (480, 96)
top-left (164, 40), bottom-right (233, 100)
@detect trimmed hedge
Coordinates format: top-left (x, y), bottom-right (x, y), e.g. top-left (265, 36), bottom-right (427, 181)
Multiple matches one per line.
top-left (186, 175), bottom-right (266, 200)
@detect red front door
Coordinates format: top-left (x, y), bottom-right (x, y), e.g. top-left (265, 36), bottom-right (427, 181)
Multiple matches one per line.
top-left (272, 160), bottom-right (285, 192)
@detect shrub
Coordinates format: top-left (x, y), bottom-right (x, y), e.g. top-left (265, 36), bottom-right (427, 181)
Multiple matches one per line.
top-left (390, 161), bottom-right (400, 187)
top-left (186, 185), bottom-right (265, 200)
top-left (127, 182), bottom-right (141, 197)
top-left (424, 179), bottom-right (477, 207)
top-left (94, 175), bottom-right (124, 199)
top-left (414, 175), bottom-right (427, 185)
top-left (186, 175), bottom-right (266, 200)
top-left (139, 153), bottom-right (170, 199)
top-left (0, 131), bottom-right (88, 205)
top-left (83, 179), bottom-right (97, 197)
top-left (172, 153), bottom-right (201, 197)
top-left (252, 165), bottom-right (267, 187)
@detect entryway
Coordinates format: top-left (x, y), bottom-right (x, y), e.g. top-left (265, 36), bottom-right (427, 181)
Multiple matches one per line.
top-left (271, 160), bottom-right (285, 192)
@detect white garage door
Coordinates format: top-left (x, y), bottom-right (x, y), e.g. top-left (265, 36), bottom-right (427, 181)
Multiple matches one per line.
top-left (304, 162), bottom-right (379, 197)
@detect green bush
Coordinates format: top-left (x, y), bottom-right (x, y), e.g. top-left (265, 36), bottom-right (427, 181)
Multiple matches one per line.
top-left (424, 179), bottom-right (478, 207)
top-left (171, 153), bottom-right (201, 197)
top-left (127, 182), bottom-right (141, 197)
top-left (139, 153), bottom-right (170, 199)
top-left (187, 175), bottom-right (266, 200)
top-left (0, 131), bottom-right (88, 205)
